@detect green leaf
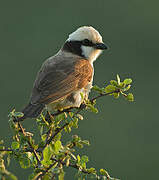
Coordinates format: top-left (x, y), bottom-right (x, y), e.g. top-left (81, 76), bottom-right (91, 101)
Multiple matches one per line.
top-left (8, 173), bottom-right (18, 180)
top-left (80, 155), bottom-right (88, 169)
top-left (55, 113), bottom-right (65, 122)
top-left (41, 134), bottom-right (47, 142)
top-left (76, 142), bottom-right (83, 148)
top-left (11, 142), bottom-right (20, 150)
top-left (42, 145), bottom-right (53, 165)
top-left (77, 155), bottom-right (80, 163)
top-left (43, 174), bottom-right (50, 180)
top-left (118, 82), bottom-right (125, 88)
top-left (7, 153), bottom-right (11, 166)
top-left (19, 156), bottom-right (30, 169)
top-left (92, 85), bottom-right (104, 93)
top-left (53, 140), bottom-right (62, 154)
top-left (81, 155), bottom-right (88, 163)
top-left (39, 125), bottom-right (43, 135)
top-left (0, 140), bottom-right (4, 144)
top-left (105, 85), bottom-right (116, 93)
top-left (72, 135), bottom-right (79, 141)
top-left (87, 104), bottom-right (98, 113)
top-left (54, 132), bottom-right (62, 141)
top-left (64, 126), bottom-right (71, 133)
top-left (123, 84), bottom-right (131, 92)
top-left (13, 111), bottom-right (24, 118)
top-left (87, 167), bottom-right (96, 174)
top-left (8, 118), bottom-right (17, 130)
top-left (76, 114), bottom-right (83, 120)
top-left (82, 140), bottom-right (90, 146)
top-left (0, 146), bottom-right (4, 150)
top-left (26, 152), bottom-right (33, 162)
top-left (110, 80), bottom-right (118, 86)
top-left (126, 93), bottom-right (134, 101)
top-left (100, 169), bottom-right (110, 177)
top-left (58, 170), bottom-right (65, 180)
top-left (113, 92), bottom-right (120, 99)
top-left (117, 74), bottom-right (120, 85)
top-left (72, 117), bottom-right (78, 128)
top-left (124, 78), bottom-right (132, 85)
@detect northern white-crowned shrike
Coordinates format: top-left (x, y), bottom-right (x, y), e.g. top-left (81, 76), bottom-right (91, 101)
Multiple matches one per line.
top-left (20, 26), bottom-right (108, 120)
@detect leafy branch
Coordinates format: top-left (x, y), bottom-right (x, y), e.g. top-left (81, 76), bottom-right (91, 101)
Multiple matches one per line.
top-left (0, 75), bottom-right (134, 180)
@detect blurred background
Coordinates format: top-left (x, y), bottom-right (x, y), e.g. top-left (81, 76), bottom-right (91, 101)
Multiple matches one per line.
top-left (0, 0), bottom-right (158, 179)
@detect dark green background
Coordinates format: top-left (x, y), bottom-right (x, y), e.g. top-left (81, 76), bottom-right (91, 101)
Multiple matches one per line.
top-left (0, 0), bottom-right (158, 179)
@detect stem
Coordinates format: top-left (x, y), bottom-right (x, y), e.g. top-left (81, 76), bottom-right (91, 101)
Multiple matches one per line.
top-left (35, 161), bottom-right (57, 179)
top-left (17, 121), bottom-right (41, 166)
top-left (51, 158), bottom-right (91, 174)
top-left (90, 89), bottom-right (120, 102)
top-left (54, 90), bottom-right (120, 117)
top-left (42, 122), bottom-right (69, 151)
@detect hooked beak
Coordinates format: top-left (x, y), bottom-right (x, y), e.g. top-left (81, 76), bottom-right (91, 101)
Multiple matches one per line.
top-left (94, 43), bottom-right (108, 50)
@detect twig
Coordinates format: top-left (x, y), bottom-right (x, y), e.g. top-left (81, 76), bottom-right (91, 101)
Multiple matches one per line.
top-left (17, 120), bottom-right (41, 166)
top-left (0, 148), bottom-right (34, 152)
top-left (35, 161), bottom-right (57, 180)
top-left (51, 107), bottom-right (75, 117)
top-left (90, 90), bottom-right (120, 103)
top-left (50, 90), bottom-right (120, 118)
top-left (36, 156), bottom-right (90, 179)
top-left (0, 148), bottom-right (13, 152)
top-left (72, 90), bottom-right (120, 117)
top-left (50, 158), bottom-right (115, 180)
top-left (51, 158), bottom-right (90, 174)
top-left (41, 122), bottom-right (69, 151)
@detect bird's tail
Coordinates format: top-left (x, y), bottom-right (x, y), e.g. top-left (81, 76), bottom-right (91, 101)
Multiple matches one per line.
top-left (18, 102), bottom-right (45, 121)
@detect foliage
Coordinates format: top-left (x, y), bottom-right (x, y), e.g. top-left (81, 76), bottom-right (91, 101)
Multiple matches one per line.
top-left (0, 75), bottom-right (134, 180)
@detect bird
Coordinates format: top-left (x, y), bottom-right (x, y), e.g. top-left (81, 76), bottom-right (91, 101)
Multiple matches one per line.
top-left (19, 26), bottom-right (108, 120)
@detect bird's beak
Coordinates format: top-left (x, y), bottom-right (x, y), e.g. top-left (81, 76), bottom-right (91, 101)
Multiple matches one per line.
top-left (94, 43), bottom-right (108, 50)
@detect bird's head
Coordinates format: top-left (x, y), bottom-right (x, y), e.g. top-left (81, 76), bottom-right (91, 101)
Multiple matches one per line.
top-left (63, 26), bottom-right (108, 63)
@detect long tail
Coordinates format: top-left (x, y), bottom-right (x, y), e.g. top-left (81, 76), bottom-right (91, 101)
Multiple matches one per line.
top-left (18, 102), bottom-right (45, 121)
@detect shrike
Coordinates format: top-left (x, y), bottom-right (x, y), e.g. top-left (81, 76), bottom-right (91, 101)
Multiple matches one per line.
top-left (20, 26), bottom-right (108, 120)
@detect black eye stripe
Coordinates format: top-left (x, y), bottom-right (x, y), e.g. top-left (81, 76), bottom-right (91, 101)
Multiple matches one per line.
top-left (62, 41), bottom-right (85, 58)
top-left (62, 39), bottom-right (96, 58)
top-left (82, 39), bottom-right (94, 46)
top-left (65, 39), bottom-right (94, 47)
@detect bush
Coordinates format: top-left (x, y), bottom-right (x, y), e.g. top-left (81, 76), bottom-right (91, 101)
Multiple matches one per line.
top-left (0, 75), bottom-right (134, 180)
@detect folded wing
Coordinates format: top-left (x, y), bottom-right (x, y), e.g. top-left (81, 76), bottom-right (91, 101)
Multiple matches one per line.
top-left (30, 56), bottom-right (93, 105)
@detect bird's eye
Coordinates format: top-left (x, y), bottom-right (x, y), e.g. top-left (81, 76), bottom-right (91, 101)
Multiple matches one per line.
top-left (82, 39), bottom-right (90, 46)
